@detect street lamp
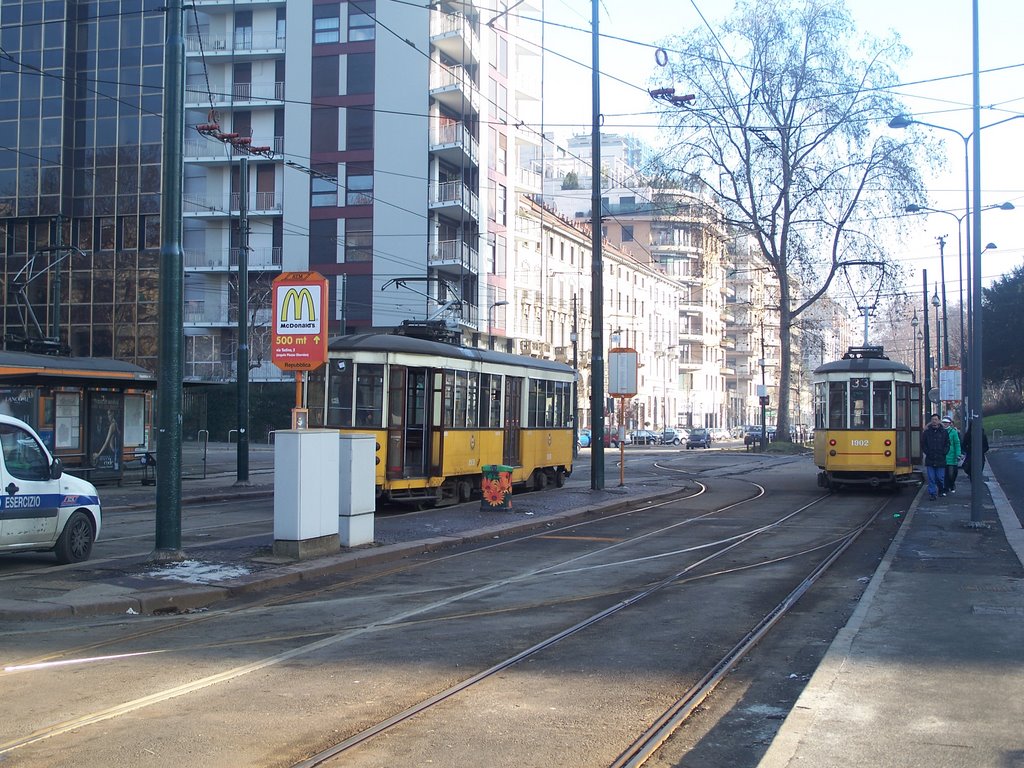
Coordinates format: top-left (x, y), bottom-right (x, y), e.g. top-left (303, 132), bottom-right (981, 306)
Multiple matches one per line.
top-left (931, 287), bottom-right (941, 372)
top-left (487, 300), bottom-right (509, 351)
top-left (904, 201), bottom-right (1014, 368)
top-left (910, 311), bottom-right (919, 382)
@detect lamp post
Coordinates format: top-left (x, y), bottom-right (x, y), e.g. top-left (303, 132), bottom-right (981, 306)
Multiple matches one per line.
top-left (487, 300), bottom-right (509, 351)
top-left (570, 293), bottom-right (579, 457)
top-left (911, 311), bottom-right (920, 382)
top-left (931, 287), bottom-right (941, 374)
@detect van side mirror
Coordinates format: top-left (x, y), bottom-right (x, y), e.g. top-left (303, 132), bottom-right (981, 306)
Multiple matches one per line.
top-left (50, 457), bottom-right (63, 480)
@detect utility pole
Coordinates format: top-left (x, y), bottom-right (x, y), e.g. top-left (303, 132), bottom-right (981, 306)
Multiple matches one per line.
top-left (571, 292), bottom-right (579, 458)
top-left (154, 0), bottom-right (185, 558)
top-left (588, 0), bottom-right (605, 489)
top-left (936, 235), bottom-right (950, 365)
top-left (236, 156), bottom-right (251, 486)
top-left (922, 269), bottom-right (931, 403)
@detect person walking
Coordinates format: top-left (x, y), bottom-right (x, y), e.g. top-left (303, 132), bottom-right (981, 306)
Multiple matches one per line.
top-left (962, 423), bottom-right (991, 481)
top-left (921, 413), bottom-right (950, 500)
top-left (942, 416), bottom-right (962, 493)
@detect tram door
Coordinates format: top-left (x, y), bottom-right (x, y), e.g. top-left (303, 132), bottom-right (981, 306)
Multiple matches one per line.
top-left (502, 376), bottom-right (523, 467)
top-left (386, 366), bottom-right (430, 479)
top-left (895, 382), bottom-right (923, 466)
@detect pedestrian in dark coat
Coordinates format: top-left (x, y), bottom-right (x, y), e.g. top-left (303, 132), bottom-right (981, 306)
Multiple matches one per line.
top-left (962, 424), bottom-right (990, 480)
top-left (921, 413), bottom-right (950, 500)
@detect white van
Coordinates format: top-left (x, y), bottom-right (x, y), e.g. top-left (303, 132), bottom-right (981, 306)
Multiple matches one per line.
top-left (0, 414), bottom-right (102, 563)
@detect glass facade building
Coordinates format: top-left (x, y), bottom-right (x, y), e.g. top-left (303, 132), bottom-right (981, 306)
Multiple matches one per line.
top-left (0, 0), bottom-right (163, 369)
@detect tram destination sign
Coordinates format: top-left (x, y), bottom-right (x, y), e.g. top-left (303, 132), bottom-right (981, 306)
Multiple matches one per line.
top-left (271, 272), bottom-right (329, 371)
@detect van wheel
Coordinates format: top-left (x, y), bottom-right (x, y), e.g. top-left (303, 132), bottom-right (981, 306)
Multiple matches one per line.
top-left (54, 511), bottom-right (95, 564)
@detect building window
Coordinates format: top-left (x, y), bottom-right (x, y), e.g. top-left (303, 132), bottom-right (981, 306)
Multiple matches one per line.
top-left (346, 106), bottom-right (373, 150)
top-left (309, 219), bottom-right (338, 264)
top-left (622, 225), bottom-right (634, 243)
top-left (311, 167), bottom-right (337, 207)
top-left (311, 56), bottom-right (339, 97)
top-left (346, 53), bottom-right (374, 95)
top-left (345, 165), bottom-right (373, 206)
top-left (349, 1), bottom-right (375, 41)
top-left (313, 4), bottom-right (341, 44)
top-left (344, 218), bottom-right (372, 262)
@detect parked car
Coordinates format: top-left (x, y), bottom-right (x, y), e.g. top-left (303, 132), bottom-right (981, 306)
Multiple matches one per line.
top-left (630, 429), bottom-right (660, 445)
top-left (661, 427), bottom-right (686, 445)
top-left (744, 426), bottom-right (765, 446)
top-left (577, 428), bottom-right (592, 449)
top-left (686, 427), bottom-right (713, 449)
top-left (709, 427), bottom-right (730, 441)
top-left (605, 430), bottom-right (632, 447)
top-left (0, 414), bottom-right (103, 563)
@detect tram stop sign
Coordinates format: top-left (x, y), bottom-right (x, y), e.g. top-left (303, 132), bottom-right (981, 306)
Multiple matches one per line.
top-left (608, 348), bottom-right (638, 397)
top-left (271, 272), bottom-right (329, 371)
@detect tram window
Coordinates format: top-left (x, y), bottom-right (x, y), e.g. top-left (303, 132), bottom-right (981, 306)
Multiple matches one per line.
top-left (442, 371), bottom-right (455, 427)
top-left (814, 382), bottom-right (827, 430)
top-left (479, 373), bottom-right (501, 428)
top-left (828, 382), bottom-right (848, 429)
top-left (355, 364), bottom-right (384, 427)
top-left (327, 358), bottom-right (354, 427)
top-left (850, 378), bottom-right (870, 429)
top-left (466, 373), bottom-right (479, 428)
top-left (306, 373), bottom-right (326, 427)
top-left (453, 371), bottom-right (469, 428)
top-left (872, 381), bottom-right (892, 428)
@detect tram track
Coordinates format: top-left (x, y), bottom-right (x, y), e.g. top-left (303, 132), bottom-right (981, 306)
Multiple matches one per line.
top-left (0, 461), bottom-right (895, 767)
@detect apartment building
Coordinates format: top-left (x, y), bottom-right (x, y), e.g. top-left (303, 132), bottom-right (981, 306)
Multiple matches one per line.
top-left (0, 0), bottom-right (540, 384)
top-left (514, 195), bottom-right (681, 432)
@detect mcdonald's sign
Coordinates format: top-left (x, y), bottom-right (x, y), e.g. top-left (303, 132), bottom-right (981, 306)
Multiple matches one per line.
top-left (271, 272), bottom-right (329, 371)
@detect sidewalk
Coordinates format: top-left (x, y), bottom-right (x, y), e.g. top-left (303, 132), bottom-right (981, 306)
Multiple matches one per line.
top-left (759, 465), bottom-right (1024, 768)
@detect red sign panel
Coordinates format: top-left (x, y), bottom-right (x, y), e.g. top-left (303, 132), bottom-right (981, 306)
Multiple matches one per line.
top-left (271, 272), bottom-right (329, 371)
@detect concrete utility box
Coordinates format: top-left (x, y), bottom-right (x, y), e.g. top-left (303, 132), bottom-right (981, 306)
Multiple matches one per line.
top-left (338, 433), bottom-right (375, 547)
top-left (273, 429), bottom-right (340, 559)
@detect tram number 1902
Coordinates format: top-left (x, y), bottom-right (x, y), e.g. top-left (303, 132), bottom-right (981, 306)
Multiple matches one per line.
top-left (850, 439), bottom-right (870, 447)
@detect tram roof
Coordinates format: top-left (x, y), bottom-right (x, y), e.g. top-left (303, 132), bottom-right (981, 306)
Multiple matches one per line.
top-left (328, 333), bottom-right (576, 374)
top-left (814, 356), bottom-right (912, 376)
top-left (0, 350), bottom-right (156, 387)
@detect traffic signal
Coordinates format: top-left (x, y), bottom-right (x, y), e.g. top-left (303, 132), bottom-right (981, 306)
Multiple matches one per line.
top-left (759, 395), bottom-right (770, 406)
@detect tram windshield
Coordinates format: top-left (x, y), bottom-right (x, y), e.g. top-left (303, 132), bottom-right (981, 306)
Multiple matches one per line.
top-left (822, 377), bottom-right (895, 429)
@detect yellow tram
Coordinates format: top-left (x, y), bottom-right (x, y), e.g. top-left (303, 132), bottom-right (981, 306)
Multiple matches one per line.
top-left (305, 332), bottom-right (575, 506)
top-left (813, 346), bottom-right (923, 490)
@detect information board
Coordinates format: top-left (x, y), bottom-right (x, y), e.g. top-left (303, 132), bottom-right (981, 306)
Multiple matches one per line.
top-left (271, 272), bottom-right (329, 371)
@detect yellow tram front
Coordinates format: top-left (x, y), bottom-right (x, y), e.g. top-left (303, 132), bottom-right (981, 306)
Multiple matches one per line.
top-left (304, 333), bottom-right (575, 506)
top-left (813, 346), bottom-right (923, 490)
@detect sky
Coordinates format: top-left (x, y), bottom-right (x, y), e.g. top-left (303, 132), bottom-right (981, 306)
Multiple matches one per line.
top-left (529, 0), bottom-right (1024, 318)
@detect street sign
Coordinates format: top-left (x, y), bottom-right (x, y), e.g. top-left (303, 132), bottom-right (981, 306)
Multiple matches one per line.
top-left (271, 272), bottom-right (329, 371)
top-left (608, 347), bottom-right (638, 397)
top-left (939, 367), bottom-right (962, 402)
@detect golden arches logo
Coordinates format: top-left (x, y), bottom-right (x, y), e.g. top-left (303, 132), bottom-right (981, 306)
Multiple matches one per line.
top-left (281, 287), bottom-right (317, 322)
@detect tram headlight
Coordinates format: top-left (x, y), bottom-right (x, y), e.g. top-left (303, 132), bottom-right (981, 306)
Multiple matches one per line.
top-left (829, 439), bottom-right (836, 446)
top-left (884, 450), bottom-right (892, 457)
top-left (829, 449), bottom-right (837, 456)
top-left (884, 439), bottom-right (892, 447)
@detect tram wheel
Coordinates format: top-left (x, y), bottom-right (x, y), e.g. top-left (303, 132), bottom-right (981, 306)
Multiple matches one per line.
top-left (458, 480), bottom-right (473, 503)
top-left (533, 469), bottom-right (549, 491)
top-left (554, 468), bottom-right (566, 488)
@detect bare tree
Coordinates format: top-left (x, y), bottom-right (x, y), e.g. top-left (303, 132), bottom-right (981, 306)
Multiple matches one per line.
top-left (655, 0), bottom-right (934, 439)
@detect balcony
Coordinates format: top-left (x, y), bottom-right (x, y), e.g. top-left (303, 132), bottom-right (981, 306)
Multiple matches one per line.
top-left (186, 81), bottom-right (284, 107)
top-left (184, 136), bottom-right (283, 161)
top-left (429, 180), bottom-right (479, 221)
top-left (428, 239), bottom-right (478, 274)
top-left (429, 11), bottom-right (479, 66)
top-left (184, 300), bottom-right (229, 325)
top-left (182, 192), bottom-right (283, 216)
top-left (185, 30), bottom-right (286, 58)
top-left (429, 65), bottom-right (481, 114)
top-left (429, 121), bottom-right (479, 167)
top-left (516, 166), bottom-right (542, 193)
